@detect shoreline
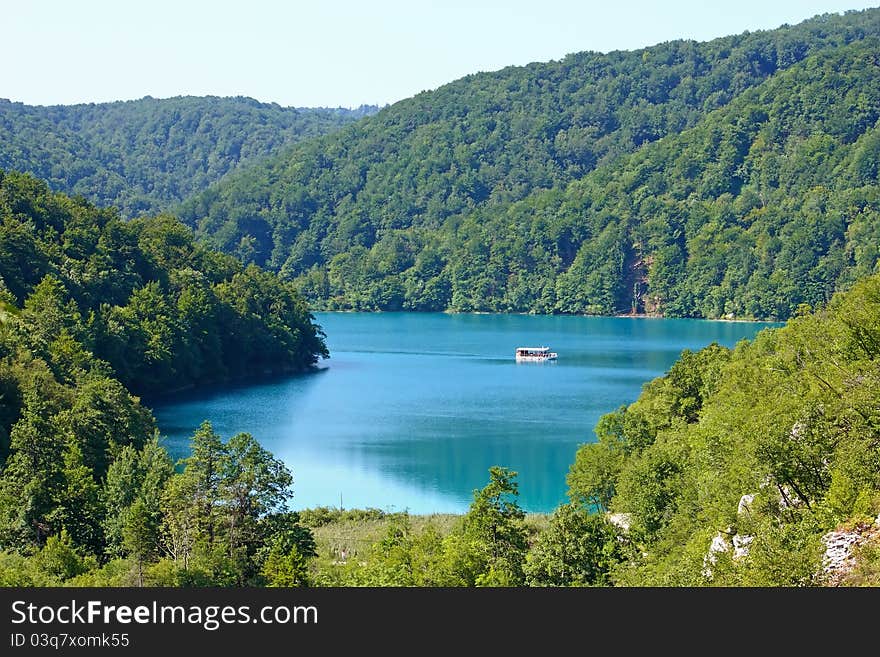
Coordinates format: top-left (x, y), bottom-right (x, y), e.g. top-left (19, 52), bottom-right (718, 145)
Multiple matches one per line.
top-left (142, 362), bottom-right (327, 405)
top-left (312, 308), bottom-right (781, 324)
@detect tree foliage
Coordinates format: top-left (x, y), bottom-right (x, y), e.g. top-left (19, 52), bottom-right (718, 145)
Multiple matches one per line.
top-left (0, 96), bottom-right (377, 216)
top-left (0, 170), bottom-right (328, 396)
top-left (0, 173), bottom-right (322, 585)
top-left (570, 273), bottom-right (880, 585)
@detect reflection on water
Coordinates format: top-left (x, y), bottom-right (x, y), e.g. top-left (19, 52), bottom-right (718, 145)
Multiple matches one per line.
top-left (151, 313), bottom-right (778, 513)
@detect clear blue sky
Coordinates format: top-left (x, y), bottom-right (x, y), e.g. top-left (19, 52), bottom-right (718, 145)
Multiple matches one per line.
top-left (5, 1), bottom-right (878, 108)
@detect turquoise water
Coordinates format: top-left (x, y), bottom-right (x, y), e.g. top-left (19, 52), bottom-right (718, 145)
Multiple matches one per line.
top-left (151, 313), bottom-right (778, 513)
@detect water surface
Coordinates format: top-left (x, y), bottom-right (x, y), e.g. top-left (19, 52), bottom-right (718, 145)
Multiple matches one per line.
top-left (152, 313), bottom-right (778, 513)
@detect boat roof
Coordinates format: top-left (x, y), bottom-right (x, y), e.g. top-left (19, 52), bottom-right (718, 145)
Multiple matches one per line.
top-left (516, 346), bottom-right (550, 351)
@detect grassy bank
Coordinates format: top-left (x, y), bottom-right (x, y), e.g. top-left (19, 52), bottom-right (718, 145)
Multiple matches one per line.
top-left (300, 507), bottom-right (550, 577)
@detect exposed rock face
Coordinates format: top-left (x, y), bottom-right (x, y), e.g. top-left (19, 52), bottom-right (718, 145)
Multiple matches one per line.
top-left (709, 533), bottom-right (730, 556)
top-left (700, 491), bottom-right (762, 578)
top-left (607, 512), bottom-right (632, 533)
top-left (733, 534), bottom-right (754, 559)
top-left (703, 488), bottom-right (880, 585)
top-left (821, 530), bottom-right (863, 585)
top-left (821, 515), bottom-right (880, 586)
top-left (702, 532), bottom-right (731, 578)
top-left (737, 494), bottom-right (755, 516)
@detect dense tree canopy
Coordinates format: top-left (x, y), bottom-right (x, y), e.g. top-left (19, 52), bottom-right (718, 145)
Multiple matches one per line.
top-left (0, 96), bottom-right (377, 217)
top-left (179, 9), bottom-right (880, 320)
top-left (567, 273), bottom-right (880, 585)
top-left (0, 170), bottom-right (327, 396)
top-left (0, 173), bottom-right (325, 585)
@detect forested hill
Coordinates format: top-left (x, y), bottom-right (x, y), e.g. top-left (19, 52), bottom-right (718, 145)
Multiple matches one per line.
top-left (443, 38), bottom-right (880, 319)
top-left (0, 169), bottom-right (328, 399)
top-left (180, 8), bottom-right (880, 320)
top-left (564, 271), bottom-right (880, 586)
top-left (0, 96), bottom-right (377, 217)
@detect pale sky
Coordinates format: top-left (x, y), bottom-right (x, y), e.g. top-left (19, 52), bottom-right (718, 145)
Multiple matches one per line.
top-left (4, 1), bottom-right (878, 108)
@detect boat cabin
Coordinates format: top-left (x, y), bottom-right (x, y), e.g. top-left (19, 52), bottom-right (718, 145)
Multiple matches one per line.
top-left (515, 346), bottom-right (558, 361)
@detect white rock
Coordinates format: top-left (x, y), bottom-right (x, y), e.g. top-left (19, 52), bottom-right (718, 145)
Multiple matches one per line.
top-left (709, 533), bottom-right (730, 555)
top-left (732, 534), bottom-right (753, 559)
top-left (737, 494), bottom-right (755, 515)
top-left (702, 532), bottom-right (731, 578)
top-left (607, 512), bottom-right (632, 533)
top-left (821, 530), bottom-right (862, 578)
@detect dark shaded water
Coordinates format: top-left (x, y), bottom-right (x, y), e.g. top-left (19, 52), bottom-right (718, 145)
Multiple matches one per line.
top-left (152, 313), bottom-right (778, 513)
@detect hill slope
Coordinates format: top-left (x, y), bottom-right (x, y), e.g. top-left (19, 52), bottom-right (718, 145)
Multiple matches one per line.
top-left (566, 270), bottom-right (880, 585)
top-left (444, 38), bottom-right (880, 319)
top-left (0, 96), bottom-right (376, 216)
top-left (0, 170), bottom-right (327, 584)
top-left (180, 9), bottom-right (880, 320)
top-left (0, 169), bottom-right (327, 399)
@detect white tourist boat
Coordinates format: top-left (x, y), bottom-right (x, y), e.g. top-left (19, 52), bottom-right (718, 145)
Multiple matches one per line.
top-left (515, 346), bottom-right (558, 362)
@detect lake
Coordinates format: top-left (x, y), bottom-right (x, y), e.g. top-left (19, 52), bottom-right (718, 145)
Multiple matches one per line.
top-left (151, 312), bottom-right (779, 514)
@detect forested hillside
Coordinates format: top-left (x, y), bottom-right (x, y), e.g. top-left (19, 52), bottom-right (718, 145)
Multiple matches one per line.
top-left (444, 39), bottom-right (880, 319)
top-left (179, 9), bottom-right (880, 320)
top-left (565, 272), bottom-right (880, 585)
top-left (0, 169), bottom-right (328, 398)
top-left (0, 96), bottom-right (376, 216)
top-left (0, 170), bottom-right (327, 585)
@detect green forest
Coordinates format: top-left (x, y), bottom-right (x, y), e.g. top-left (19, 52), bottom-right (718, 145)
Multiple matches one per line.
top-left (0, 172), bottom-right (329, 585)
top-left (178, 9), bottom-right (880, 321)
top-left (1, 8), bottom-right (879, 588)
top-left (0, 96), bottom-right (376, 217)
